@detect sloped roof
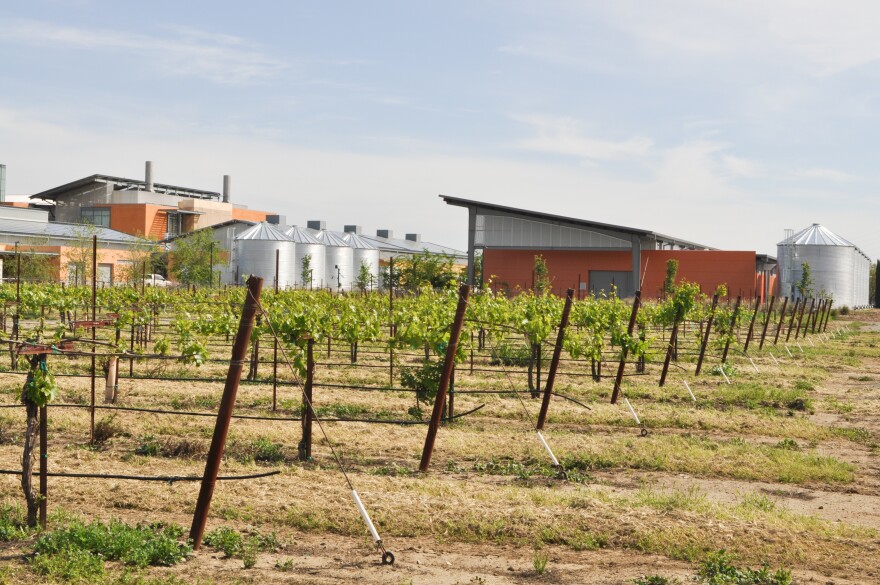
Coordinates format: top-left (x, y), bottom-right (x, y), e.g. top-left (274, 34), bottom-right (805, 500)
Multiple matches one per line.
top-left (283, 226), bottom-right (321, 244)
top-left (778, 223), bottom-right (856, 247)
top-left (358, 233), bottom-right (466, 257)
top-left (235, 222), bottom-right (291, 241)
top-left (0, 217), bottom-right (143, 244)
top-left (31, 174), bottom-right (220, 201)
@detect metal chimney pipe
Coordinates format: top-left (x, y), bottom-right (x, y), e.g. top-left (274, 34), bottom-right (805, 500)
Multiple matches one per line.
top-left (223, 175), bottom-right (231, 203)
top-left (145, 161), bottom-right (154, 191)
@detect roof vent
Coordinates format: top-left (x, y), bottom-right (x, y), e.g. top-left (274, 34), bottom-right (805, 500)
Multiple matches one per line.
top-left (376, 229), bottom-right (393, 238)
top-left (344, 225), bottom-right (362, 234)
top-left (405, 233), bottom-right (421, 243)
top-left (307, 220), bottom-right (326, 231)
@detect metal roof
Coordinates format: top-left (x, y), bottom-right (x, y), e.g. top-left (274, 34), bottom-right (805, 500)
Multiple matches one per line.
top-left (778, 223), bottom-right (856, 247)
top-left (284, 226), bottom-right (322, 244)
top-left (441, 194), bottom-right (713, 250)
top-left (310, 229), bottom-right (349, 247)
top-left (162, 219), bottom-right (256, 243)
top-left (340, 232), bottom-right (377, 250)
top-left (31, 174), bottom-right (221, 202)
top-left (234, 222), bottom-right (291, 241)
top-left (0, 217), bottom-right (144, 244)
top-left (359, 233), bottom-right (466, 257)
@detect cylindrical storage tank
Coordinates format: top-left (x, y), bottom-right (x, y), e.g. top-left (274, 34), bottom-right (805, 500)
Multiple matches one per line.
top-left (312, 230), bottom-right (353, 291)
top-left (284, 226), bottom-right (326, 289)
top-left (234, 222), bottom-right (296, 288)
top-left (344, 232), bottom-right (381, 291)
top-left (777, 223), bottom-right (871, 309)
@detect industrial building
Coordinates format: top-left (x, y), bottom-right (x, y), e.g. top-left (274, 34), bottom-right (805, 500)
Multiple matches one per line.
top-left (443, 195), bottom-right (777, 301)
top-left (29, 161), bottom-right (277, 239)
top-left (778, 224), bottom-right (871, 309)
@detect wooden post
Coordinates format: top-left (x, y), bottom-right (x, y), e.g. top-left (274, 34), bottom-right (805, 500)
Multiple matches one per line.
top-left (758, 295), bottom-right (776, 350)
top-left (821, 300), bottom-right (833, 332)
top-left (419, 284), bottom-right (470, 472)
top-left (695, 294), bottom-right (719, 376)
top-left (611, 291), bottom-right (641, 404)
top-left (190, 276), bottom-right (264, 549)
top-left (773, 297), bottom-right (789, 345)
top-left (298, 338), bottom-right (315, 461)
top-left (659, 304), bottom-right (684, 387)
top-left (743, 297), bottom-right (761, 353)
top-left (721, 296), bottom-right (741, 364)
top-left (104, 356), bottom-right (118, 403)
top-left (536, 289), bottom-right (574, 430)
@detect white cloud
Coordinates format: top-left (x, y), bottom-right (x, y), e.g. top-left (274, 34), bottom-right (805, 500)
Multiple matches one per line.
top-left (2, 19), bottom-right (286, 84)
top-left (512, 115), bottom-right (653, 161)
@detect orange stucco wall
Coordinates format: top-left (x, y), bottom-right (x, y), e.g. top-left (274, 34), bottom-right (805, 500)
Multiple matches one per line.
top-left (484, 248), bottom-right (769, 302)
top-left (95, 204), bottom-right (172, 239)
top-left (2, 243), bottom-right (136, 284)
top-left (231, 208), bottom-right (271, 222)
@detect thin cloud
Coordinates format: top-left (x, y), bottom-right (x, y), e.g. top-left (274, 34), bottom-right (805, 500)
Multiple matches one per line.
top-left (512, 115), bottom-right (653, 161)
top-left (796, 167), bottom-right (858, 182)
top-left (3, 18), bottom-right (285, 84)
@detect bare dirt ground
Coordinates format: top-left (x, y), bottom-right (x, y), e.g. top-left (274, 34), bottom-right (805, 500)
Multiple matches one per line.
top-left (1, 310), bottom-right (880, 584)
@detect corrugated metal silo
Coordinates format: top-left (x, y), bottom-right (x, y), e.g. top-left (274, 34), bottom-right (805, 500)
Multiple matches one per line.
top-left (344, 232), bottom-right (381, 290)
top-left (312, 230), bottom-right (353, 291)
top-left (284, 226), bottom-right (326, 289)
top-left (234, 222), bottom-right (296, 288)
top-left (777, 223), bottom-right (871, 308)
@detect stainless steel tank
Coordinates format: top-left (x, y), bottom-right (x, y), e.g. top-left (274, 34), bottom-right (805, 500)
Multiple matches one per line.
top-left (312, 230), bottom-right (353, 291)
top-left (344, 232), bottom-right (381, 291)
top-left (234, 223), bottom-right (296, 288)
top-left (285, 226), bottom-right (326, 289)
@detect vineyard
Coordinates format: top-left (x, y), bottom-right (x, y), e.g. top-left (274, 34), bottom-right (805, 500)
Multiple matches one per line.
top-left (0, 279), bottom-right (878, 584)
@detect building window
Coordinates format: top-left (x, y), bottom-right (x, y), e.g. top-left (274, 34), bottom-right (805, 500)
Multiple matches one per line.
top-left (80, 207), bottom-right (110, 228)
top-left (167, 213), bottom-right (182, 237)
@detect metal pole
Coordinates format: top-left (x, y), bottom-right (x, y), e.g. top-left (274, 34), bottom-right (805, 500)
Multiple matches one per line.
top-left (721, 296), bottom-right (741, 363)
top-left (90, 235), bottom-right (97, 443)
top-left (811, 299), bottom-right (823, 333)
top-left (190, 276), bottom-right (264, 549)
top-left (611, 291), bottom-right (641, 403)
top-left (39, 404), bottom-right (47, 529)
top-left (389, 258), bottom-right (394, 386)
top-left (273, 249), bottom-right (279, 411)
top-left (758, 295), bottom-right (776, 350)
top-left (536, 289), bottom-right (573, 430)
top-left (14, 242), bottom-right (20, 340)
top-left (419, 284), bottom-right (470, 472)
top-left (695, 294), bottom-right (719, 376)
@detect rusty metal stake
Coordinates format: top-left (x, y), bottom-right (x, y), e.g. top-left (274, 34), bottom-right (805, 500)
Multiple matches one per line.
top-left (758, 295), bottom-right (776, 350)
top-left (611, 291), bottom-right (641, 404)
top-left (821, 300), bottom-right (833, 332)
top-left (785, 298), bottom-right (801, 343)
top-left (794, 298), bottom-right (810, 340)
top-left (39, 404), bottom-right (47, 529)
top-left (419, 284), bottom-right (470, 472)
top-left (695, 294), bottom-right (719, 376)
top-left (190, 276), bottom-right (263, 549)
top-left (90, 235), bottom-right (97, 444)
top-left (536, 289), bottom-right (574, 430)
top-left (273, 249), bottom-right (279, 411)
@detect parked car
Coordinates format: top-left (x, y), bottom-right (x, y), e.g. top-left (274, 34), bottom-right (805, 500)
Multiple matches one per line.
top-left (144, 274), bottom-right (173, 287)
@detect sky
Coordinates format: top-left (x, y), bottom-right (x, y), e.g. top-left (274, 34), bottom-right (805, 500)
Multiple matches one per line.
top-left (1, 1), bottom-right (878, 259)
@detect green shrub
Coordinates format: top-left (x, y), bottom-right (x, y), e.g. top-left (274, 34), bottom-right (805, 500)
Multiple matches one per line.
top-left (698, 550), bottom-right (792, 584)
top-left (30, 546), bottom-right (105, 581)
top-left (0, 504), bottom-right (28, 541)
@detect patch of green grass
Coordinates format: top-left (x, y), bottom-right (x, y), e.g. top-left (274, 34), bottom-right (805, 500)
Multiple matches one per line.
top-left (30, 546), bottom-right (106, 582)
top-left (227, 436), bottom-right (285, 463)
top-left (633, 577), bottom-right (681, 585)
top-left (532, 550), bottom-right (549, 574)
top-left (32, 518), bottom-right (191, 569)
top-left (824, 397), bottom-right (854, 414)
top-left (708, 383), bottom-right (811, 411)
top-left (0, 503), bottom-right (29, 541)
top-left (203, 526), bottom-right (279, 568)
top-left (698, 549), bottom-right (792, 584)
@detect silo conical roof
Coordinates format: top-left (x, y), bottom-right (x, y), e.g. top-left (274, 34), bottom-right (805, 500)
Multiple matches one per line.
top-left (311, 229), bottom-right (349, 247)
top-left (778, 224), bottom-right (855, 247)
top-left (235, 222), bottom-right (291, 241)
top-left (342, 232), bottom-right (378, 249)
top-left (284, 226), bottom-right (321, 244)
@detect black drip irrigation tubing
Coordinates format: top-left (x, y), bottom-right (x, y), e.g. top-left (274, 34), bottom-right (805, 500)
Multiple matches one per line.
top-left (0, 469), bottom-right (280, 482)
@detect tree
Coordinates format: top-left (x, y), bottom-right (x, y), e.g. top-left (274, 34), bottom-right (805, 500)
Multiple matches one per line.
top-left (119, 233), bottom-right (162, 285)
top-left (797, 261), bottom-right (814, 299)
top-left (389, 251), bottom-right (457, 292)
top-left (300, 254), bottom-right (312, 289)
top-left (6, 238), bottom-right (56, 283)
top-left (65, 223), bottom-right (102, 285)
top-left (355, 260), bottom-right (372, 293)
top-left (533, 254), bottom-right (551, 295)
top-left (170, 229), bottom-right (226, 286)
top-left (663, 258), bottom-right (679, 297)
